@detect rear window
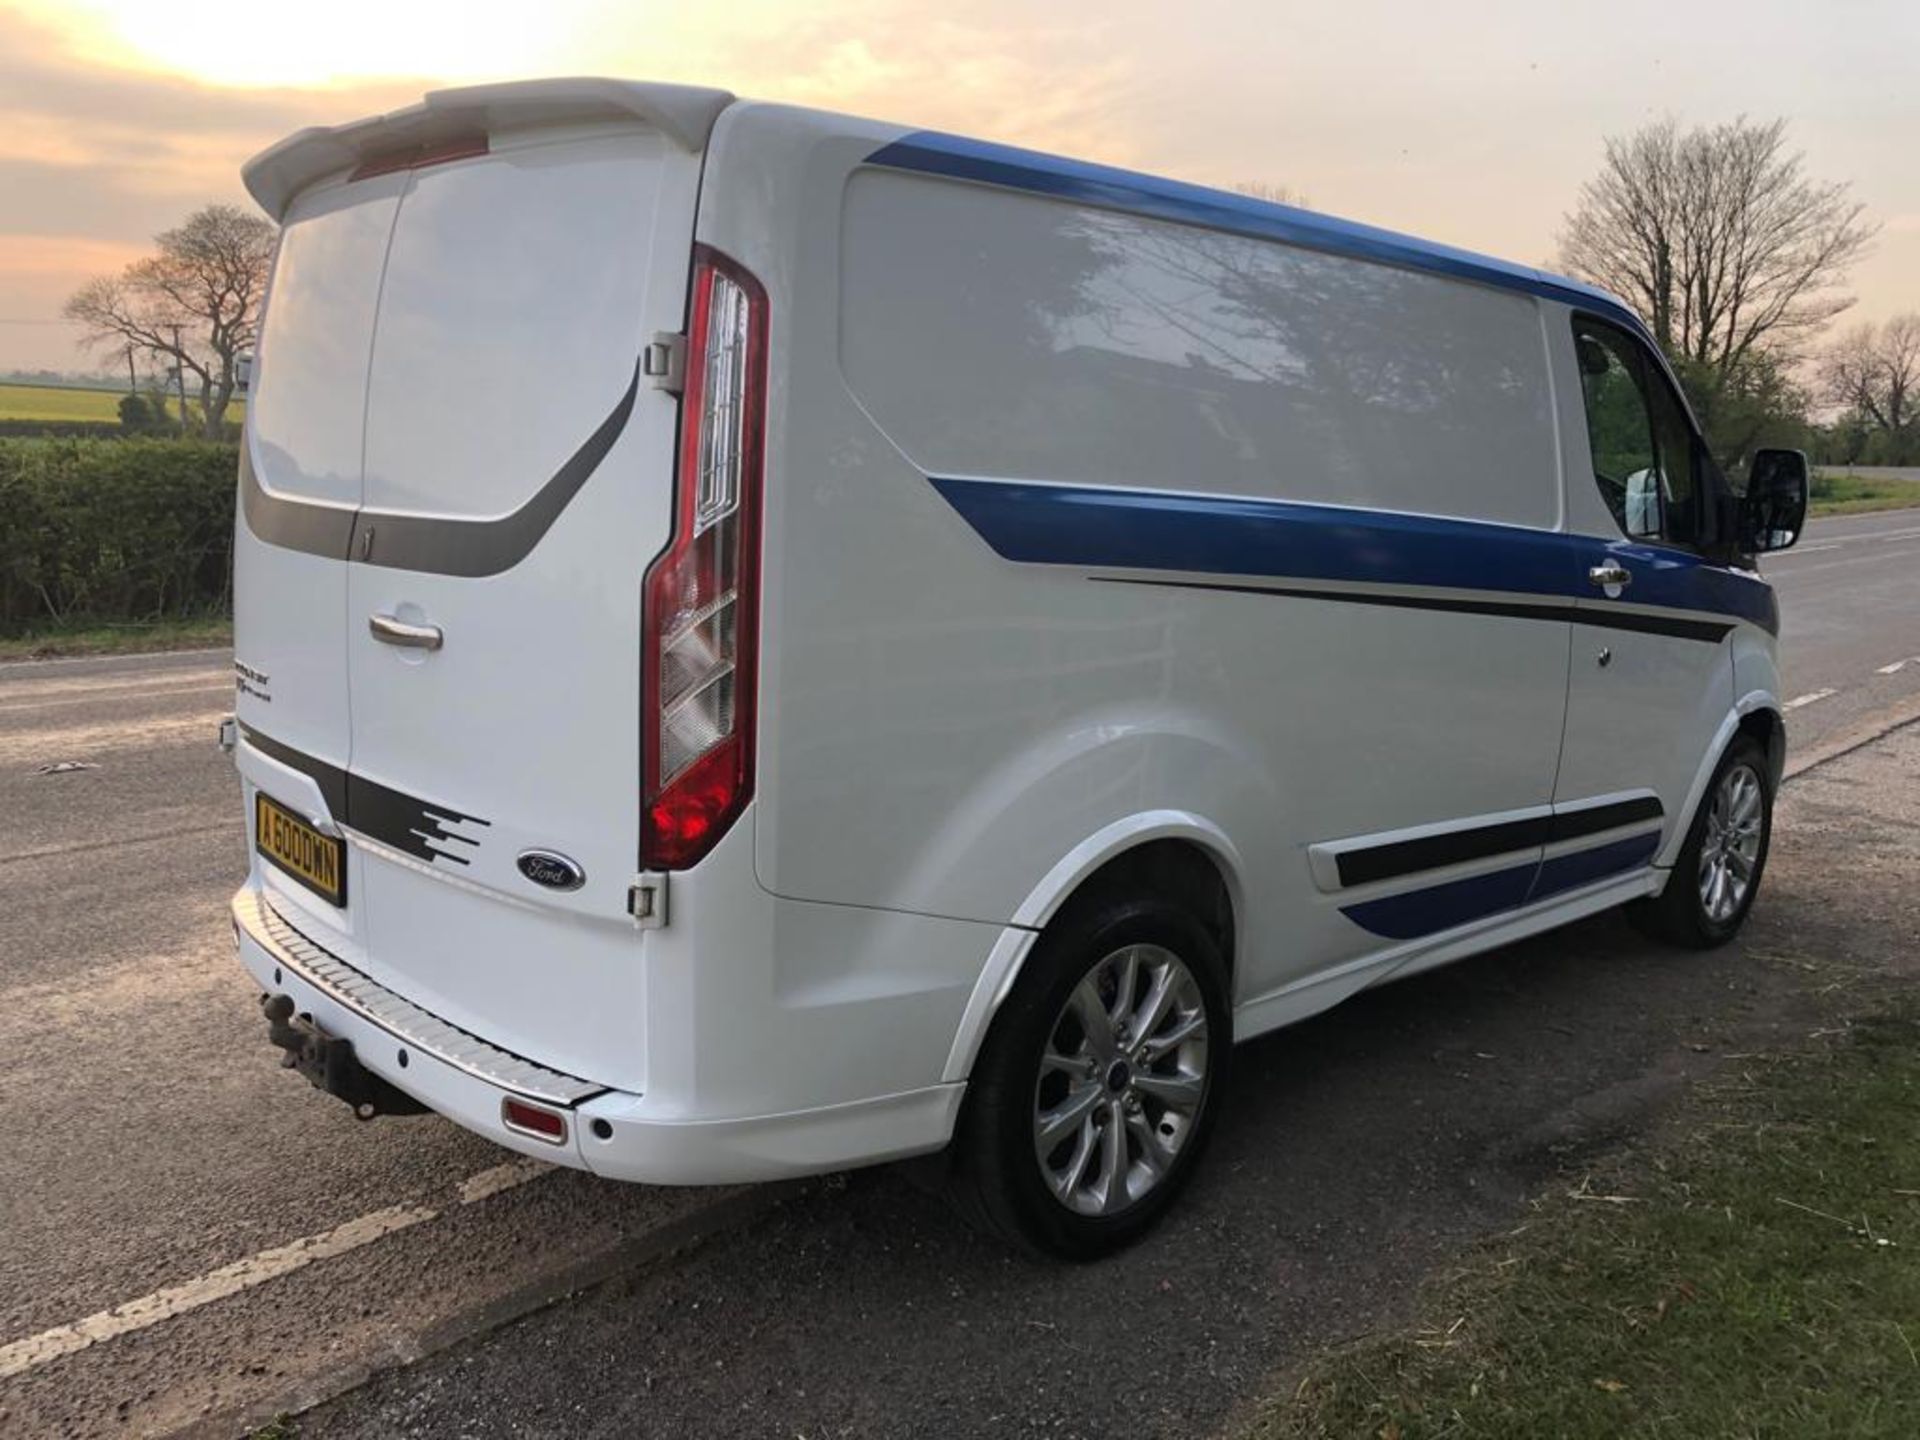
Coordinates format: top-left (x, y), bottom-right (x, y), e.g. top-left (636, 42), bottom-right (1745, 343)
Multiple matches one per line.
top-left (250, 178), bottom-right (403, 506)
top-left (360, 130), bottom-right (671, 520)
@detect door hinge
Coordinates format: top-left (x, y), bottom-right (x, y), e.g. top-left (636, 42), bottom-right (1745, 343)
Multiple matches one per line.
top-left (628, 871), bottom-right (670, 929)
top-left (643, 332), bottom-right (687, 395)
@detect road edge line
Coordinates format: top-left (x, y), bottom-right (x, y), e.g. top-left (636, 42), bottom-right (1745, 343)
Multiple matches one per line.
top-left (1784, 692), bottom-right (1920, 782)
top-left (173, 1183), bottom-right (805, 1440)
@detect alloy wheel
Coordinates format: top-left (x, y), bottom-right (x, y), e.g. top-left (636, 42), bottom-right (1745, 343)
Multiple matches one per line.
top-left (1698, 762), bottom-right (1764, 924)
top-left (1031, 943), bottom-right (1210, 1217)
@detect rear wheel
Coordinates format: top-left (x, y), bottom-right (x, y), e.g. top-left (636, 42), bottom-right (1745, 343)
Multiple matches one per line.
top-left (1630, 735), bottom-right (1772, 948)
top-left (951, 890), bottom-right (1230, 1259)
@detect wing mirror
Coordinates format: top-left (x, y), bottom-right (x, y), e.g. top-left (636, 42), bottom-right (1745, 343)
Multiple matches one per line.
top-left (1740, 448), bottom-right (1809, 554)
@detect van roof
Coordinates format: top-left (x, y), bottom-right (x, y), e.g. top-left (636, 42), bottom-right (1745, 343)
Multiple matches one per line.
top-left (242, 78), bottom-right (1649, 343)
top-left (241, 78), bottom-right (734, 220)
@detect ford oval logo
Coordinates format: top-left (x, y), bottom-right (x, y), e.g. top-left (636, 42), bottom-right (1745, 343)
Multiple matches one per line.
top-left (517, 850), bottom-right (586, 891)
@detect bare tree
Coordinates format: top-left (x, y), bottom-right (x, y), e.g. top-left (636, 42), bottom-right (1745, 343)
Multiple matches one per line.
top-left (65, 205), bottom-right (276, 438)
top-left (1233, 181), bottom-right (1310, 210)
top-left (1558, 118), bottom-right (1875, 382)
top-left (1820, 314), bottom-right (1920, 437)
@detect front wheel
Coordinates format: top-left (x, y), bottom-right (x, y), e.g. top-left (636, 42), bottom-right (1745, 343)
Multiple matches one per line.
top-left (1630, 735), bottom-right (1773, 948)
top-left (951, 892), bottom-right (1231, 1259)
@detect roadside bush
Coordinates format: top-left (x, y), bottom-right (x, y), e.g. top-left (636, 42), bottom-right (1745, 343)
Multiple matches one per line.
top-left (118, 392), bottom-right (166, 434)
top-left (0, 437), bottom-right (238, 635)
top-left (0, 418), bottom-right (125, 440)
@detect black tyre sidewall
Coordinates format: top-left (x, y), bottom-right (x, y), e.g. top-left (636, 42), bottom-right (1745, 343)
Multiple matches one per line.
top-left (1672, 736), bottom-right (1773, 945)
top-left (961, 895), bottom-right (1231, 1260)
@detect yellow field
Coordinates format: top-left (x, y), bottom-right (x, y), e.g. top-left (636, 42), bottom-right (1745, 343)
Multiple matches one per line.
top-left (0, 382), bottom-right (244, 424)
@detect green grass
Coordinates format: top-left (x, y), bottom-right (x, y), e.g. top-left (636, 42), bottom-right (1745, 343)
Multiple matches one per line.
top-left (1247, 1011), bottom-right (1920, 1439)
top-left (1807, 471), bottom-right (1920, 518)
top-left (0, 381), bottom-right (241, 424)
top-left (0, 615), bottom-right (231, 661)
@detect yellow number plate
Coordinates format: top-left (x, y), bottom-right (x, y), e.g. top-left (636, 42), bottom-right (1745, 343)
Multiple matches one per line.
top-left (255, 791), bottom-right (346, 906)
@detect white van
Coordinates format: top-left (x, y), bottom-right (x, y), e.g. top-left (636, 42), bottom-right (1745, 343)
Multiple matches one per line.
top-left (227, 79), bottom-right (1808, 1257)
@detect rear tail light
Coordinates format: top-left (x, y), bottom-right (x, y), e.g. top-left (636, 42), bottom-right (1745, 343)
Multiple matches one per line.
top-left (501, 1097), bottom-right (567, 1145)
top-left (641, 247), bottom-right (768, 870)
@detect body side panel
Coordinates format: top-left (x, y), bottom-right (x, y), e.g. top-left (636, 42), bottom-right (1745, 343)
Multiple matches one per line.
top-left (701, 103), bottom-right (1574, 1014)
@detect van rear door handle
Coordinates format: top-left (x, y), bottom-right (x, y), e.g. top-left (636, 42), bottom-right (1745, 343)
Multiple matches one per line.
top-left (1587, 562), bottom-right (1633, 589)
top-left (368, 613), bottom-right (444, 650)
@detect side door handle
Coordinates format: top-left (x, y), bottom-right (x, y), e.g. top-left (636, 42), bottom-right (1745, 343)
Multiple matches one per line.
top-left (1587, 562), bottom-right (1633, 590)
top-left (369, 613), bottom-right (444, 650)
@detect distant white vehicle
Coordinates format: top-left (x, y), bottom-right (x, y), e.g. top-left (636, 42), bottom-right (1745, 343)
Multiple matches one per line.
top-left (226, 80), bottom-right (1807, 1257)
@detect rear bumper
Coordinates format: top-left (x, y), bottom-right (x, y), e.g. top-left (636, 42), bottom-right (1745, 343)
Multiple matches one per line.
top-left (232, 884), bottom-right (964, 1184)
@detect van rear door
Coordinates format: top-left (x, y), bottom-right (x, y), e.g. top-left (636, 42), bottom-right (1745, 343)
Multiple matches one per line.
top-left (341, 124), bottom-right (700, 1091)
top-left (235, 170), bottom-right (407, 941)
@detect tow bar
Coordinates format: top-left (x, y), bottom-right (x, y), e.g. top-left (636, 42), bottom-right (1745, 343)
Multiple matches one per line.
top-left (261, 993), bottom-right (428, 1120)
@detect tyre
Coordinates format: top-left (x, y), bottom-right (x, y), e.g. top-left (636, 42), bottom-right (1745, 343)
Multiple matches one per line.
top-left (951, 888), bottom-right (1231, 1259)
top-left (1629, 735), bottom-right (1773, 949)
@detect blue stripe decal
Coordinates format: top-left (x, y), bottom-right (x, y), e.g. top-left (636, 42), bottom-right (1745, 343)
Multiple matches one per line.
top-left (866, 131), bottom-right (1656, 344)
top-left (1339, 862), bottom-right (1538, 942)
top-left (931, 477), bottom-right (1777, 635)
top-left (1340, 832), bottom-right (1660, 941)
top-left (1528, 832), bottom-right (1661, 905)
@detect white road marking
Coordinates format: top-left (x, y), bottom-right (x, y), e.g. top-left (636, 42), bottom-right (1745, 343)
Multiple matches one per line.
top-left (1784, 689), bottom-right (1838, 711)
top-left (1765, 524), bottom-right (1920, 562)
top-left (0, 1204), bottom-right (437, 1380)
top-left (1878, 658), bottom-right (1920, 675)
top-left (458, 1158), bottom-right (554, 1204)
top-left (0, 1157), bottom-right (561, 1381)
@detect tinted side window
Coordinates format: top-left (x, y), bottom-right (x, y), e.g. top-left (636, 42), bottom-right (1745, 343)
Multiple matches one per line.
top-left (1572, 318), bottom-right (1700, 548)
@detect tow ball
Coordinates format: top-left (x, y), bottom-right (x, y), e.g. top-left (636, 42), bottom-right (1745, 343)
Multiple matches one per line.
top-left (261, 993), bottom-right (428, 1120)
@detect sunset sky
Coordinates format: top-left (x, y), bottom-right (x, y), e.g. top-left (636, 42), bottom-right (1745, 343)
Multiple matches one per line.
top-left (1, 0), bottom-right (1914, 373)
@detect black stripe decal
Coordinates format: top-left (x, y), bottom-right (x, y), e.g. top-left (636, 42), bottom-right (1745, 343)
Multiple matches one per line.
top-left (241, 360), bottom-right (639, 576)
top-left (1337, 814), bottom-right (1551, 888)
top-left (1334, 795), bottom-right (1664, 889)
top-left (1091, 576), bottom-right (1737, 644)
top-left (239, 724), bottom-right (348, 818)
top-left (239, 724), bottom-right (489, 866)
top-left (1547, 795), bottom-right (1664, 844)
top-left (239, 448), bottom-right (357, 562)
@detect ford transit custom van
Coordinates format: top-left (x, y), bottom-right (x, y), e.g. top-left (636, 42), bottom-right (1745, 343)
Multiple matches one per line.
top-left (227, 79), bottom-right (1808, 1257)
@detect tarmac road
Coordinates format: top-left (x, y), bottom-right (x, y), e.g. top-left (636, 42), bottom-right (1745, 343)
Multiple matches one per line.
top-left (0, 505), bottom-right (1916, 1437)
top-left (1761, 507), bottom-right (1920, 752)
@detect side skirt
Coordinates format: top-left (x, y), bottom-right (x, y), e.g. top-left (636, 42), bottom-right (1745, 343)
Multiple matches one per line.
top-left (1233, 867), bottom-right (1663, 1043)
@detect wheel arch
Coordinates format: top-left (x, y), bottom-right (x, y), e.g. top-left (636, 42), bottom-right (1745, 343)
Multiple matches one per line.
top-left (1656, 690), bottom-right (1782, 869)
top-left (939, 812), bottom-right (1244, 1084)
top-left (1736, 699), bottom-right (1786, 790)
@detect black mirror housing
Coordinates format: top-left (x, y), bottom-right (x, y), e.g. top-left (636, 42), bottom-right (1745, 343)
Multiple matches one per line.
top-left (1741, 448), bottom-right (1809, 554)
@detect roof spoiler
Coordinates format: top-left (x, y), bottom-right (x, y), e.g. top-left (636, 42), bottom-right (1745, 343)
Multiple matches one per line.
top-left (241, 77), bottom-right (736, 220)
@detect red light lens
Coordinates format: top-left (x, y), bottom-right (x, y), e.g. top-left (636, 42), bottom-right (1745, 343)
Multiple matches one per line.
top-left (641, 247), bottom-right (768, 870)
top-left (349, 133), bottom-right (489, 184)
top-left (501, 1098), bottom-right (567, 1144)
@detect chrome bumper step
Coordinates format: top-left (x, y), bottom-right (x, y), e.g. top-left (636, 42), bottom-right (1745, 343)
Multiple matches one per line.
top-left (236, 889), bottom-right (608, 1108)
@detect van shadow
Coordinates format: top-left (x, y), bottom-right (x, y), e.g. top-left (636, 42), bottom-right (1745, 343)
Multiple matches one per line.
top-left (453, 904), bottom-right (1820, 1440)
